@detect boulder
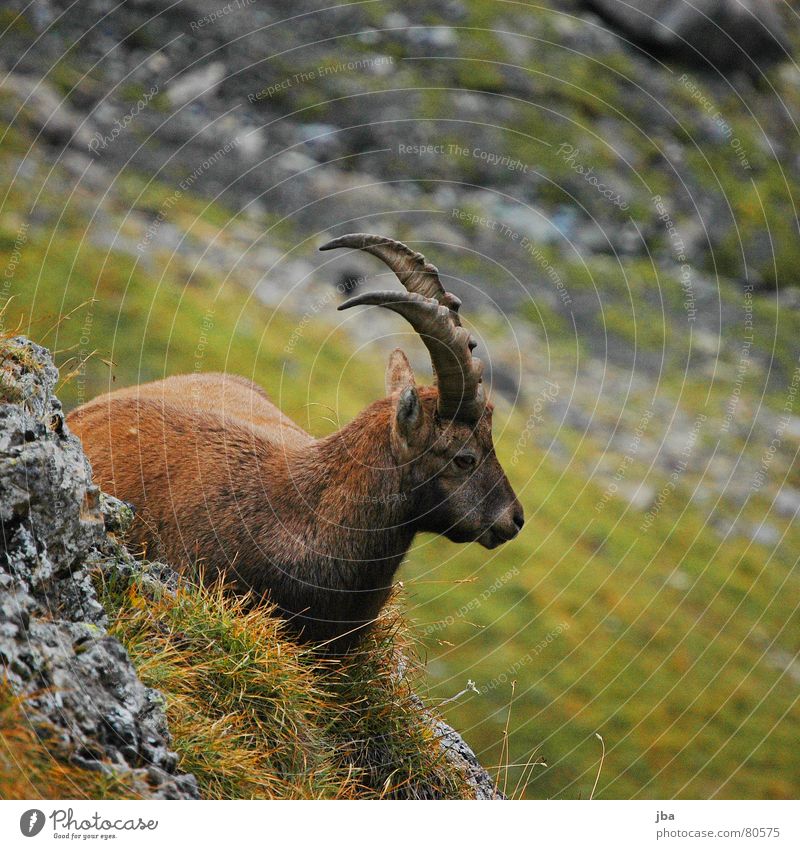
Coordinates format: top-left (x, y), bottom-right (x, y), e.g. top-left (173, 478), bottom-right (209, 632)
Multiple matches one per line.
top-left (583, 0), bottom-right (790, 72)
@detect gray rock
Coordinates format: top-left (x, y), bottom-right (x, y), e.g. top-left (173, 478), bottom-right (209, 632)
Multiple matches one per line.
top-left (167, 61), bottom-right (227, 107)
top-left (0, 336), bottom-right (198, 799)
top-left (99, 493), bottom-right (136, 535)
top-left (750, 522), bottom-right (781, 548)
top-left (0, 73), bottom-right (97, 148)
top-left (583, 0), bottom-right (790, 72)
top-left (616, 481), bottom-right (656, 511)
top-left (430, 717), bottom-right (502, 799)
top-left (396, 656), bottom-right (502, 799)
top-left (785, 417), bottom-right (800, 441)
top-left (665, 568), bottom-right (691, 591)
top-left (0, 338), bottom-right (104, 589)
top-left (773, 487), bottom-right (800, 518)
top-left (713, 516), bottom-right (781, 548)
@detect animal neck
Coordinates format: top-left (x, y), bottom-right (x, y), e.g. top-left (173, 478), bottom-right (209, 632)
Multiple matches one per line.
top-left (297, 401), bottom-right (416, 565)
top-left (253, 401), bottom-right (416, 649)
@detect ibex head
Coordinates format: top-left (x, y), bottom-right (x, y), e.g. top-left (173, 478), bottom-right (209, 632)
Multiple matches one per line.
top-left (321, 234), bottom-right (524, 549)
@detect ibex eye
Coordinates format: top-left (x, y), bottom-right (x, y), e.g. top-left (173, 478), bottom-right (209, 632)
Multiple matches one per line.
top-left (453, 453), bottom-right (476, 470)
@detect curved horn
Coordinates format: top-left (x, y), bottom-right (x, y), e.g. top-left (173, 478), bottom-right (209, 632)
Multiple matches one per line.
top-left (338, 290), bottom-right (484, 422)
top-left (320, 233), bottom-right (463, 322)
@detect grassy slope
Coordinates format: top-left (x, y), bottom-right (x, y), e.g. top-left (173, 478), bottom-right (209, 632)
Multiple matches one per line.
top-left (1, 117), bottom-right (798, 799)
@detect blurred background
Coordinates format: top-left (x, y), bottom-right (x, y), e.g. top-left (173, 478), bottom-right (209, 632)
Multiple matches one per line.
top-left (1, 0), bottom-right (798, 798)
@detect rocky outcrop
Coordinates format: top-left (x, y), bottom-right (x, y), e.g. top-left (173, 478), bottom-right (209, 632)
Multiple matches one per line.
top-left (0, 336), bottom-right (198, 799)
top-left (431, 715), bottom-right (501, 800)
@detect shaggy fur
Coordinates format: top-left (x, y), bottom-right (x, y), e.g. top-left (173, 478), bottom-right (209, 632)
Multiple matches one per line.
top-left (68, 359), bottom-right (523, 651)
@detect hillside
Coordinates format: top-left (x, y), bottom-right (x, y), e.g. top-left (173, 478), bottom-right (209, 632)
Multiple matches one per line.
top-left (1, 0), bottom-right (799, 799)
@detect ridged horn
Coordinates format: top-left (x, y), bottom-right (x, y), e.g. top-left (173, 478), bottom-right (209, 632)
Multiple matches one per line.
top-left (319, 233), bottom-right (463, 323)
top-left (337, 290), bottom-right (485, 423)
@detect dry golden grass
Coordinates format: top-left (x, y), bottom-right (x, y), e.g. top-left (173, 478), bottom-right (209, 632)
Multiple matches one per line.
top-left (0, 684), bottom-right (142, 800)
top-left (1, 565), bottom-right (472, 799)
top-left (94, 564), bottom-right (473, 800)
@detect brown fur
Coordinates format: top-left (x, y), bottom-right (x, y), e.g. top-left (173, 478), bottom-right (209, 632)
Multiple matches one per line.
top-left (68, 360), bottom-right (523, 651)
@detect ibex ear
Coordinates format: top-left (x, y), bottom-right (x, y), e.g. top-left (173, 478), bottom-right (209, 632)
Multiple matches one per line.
top-left (385, 348), bottom-right (416, 396)
top-left (387, 350), bottom-right (424, 450)
top-left (394, 385), bottom-right (423, 444)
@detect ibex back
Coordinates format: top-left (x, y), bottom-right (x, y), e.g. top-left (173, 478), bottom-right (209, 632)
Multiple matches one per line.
top-left (68, 235), bottom-right (524, 651)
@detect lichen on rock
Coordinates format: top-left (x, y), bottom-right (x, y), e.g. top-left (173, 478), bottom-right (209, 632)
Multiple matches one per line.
top-left (0, 335), bottom-right (198, 799)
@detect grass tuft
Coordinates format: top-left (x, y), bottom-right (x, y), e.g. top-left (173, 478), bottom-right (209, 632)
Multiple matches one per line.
top-left (94, 564), bottom-right (473, 800)
top-left (0, 328), bottom-right (43, 404)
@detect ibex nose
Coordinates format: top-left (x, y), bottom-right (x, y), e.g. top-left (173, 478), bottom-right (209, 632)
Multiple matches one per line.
top-left (492, 503), bottom-right (524, 543)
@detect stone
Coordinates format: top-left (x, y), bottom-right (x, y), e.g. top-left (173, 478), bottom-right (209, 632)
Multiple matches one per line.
top-left (583, 0), bottom-right (790, 72)
top-left (617, 481), bottom-right (656, 511)
top-left (773, 487), bottom-right (800, 518)
top-left (0, 336), bottom-right (198, 799)
top-left (167, 61), bottom-right (227, 107)
top-left (0, 73), bottom-right (97, 148)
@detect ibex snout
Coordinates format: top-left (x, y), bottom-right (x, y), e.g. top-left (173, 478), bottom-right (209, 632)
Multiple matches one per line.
top-left (494, 501), bottom-right (525, 541)
top-left (480, 500), bottom-right (524, 549)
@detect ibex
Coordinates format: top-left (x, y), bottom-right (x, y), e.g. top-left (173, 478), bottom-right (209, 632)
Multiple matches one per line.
top-left (69, 235), bottom-right (524, 650)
